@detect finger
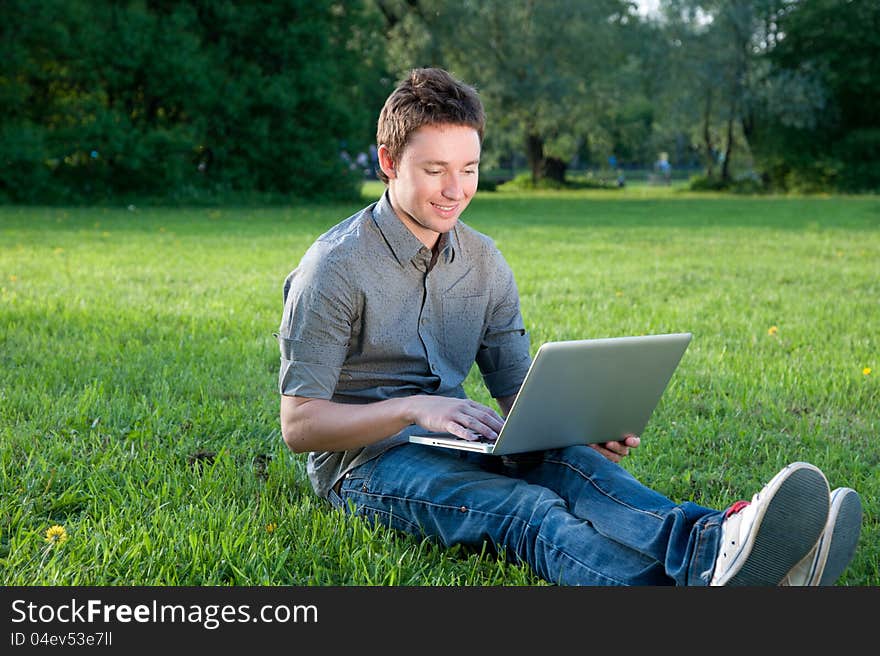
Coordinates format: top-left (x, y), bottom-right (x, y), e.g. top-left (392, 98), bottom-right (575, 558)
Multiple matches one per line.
top-left (456, 413), bottom-right (499, 441)
top-left (466, 399), bottom-right (504, 420)
top-left (444, 421), bottom-right (479, 441)
top-left (603, 441), bottom-right (629, 456)
top-left (460, 428), bottom-right (482, 442)
top-left (589, 444), bottom-right (621, 463)
top-left (475, 412), bottom-right (503, 437)
top-left (599, 442), bottom-right (630, 459)
top-left (463, 427), bottom-right (490, 442)
top-left (467, 402), bottom-right (505, 432)
top-left (444, 410), bottom-right (493, 441)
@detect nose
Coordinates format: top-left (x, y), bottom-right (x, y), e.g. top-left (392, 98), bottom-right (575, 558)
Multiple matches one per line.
top-left (442, 174), bottom-right (464, 200)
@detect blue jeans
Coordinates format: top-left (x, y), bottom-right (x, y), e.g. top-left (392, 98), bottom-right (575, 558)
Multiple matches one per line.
top-left (327, 443), bottom-right (725, 585)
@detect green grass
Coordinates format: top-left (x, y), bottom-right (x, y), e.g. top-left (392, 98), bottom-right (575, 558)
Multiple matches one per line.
top-left (1, 184), bottom-right (878, 585)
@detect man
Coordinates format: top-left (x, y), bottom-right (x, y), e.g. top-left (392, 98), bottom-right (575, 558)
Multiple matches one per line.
top-left (277, 67), bottom-right (861, 585)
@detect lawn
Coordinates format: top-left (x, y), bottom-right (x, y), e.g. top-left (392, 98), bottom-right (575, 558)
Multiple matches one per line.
top-left (1, 183), bottom-right (878, 585)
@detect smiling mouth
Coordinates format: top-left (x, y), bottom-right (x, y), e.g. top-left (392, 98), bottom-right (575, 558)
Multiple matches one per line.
top-left (432, 202), bottom-right (457, 212)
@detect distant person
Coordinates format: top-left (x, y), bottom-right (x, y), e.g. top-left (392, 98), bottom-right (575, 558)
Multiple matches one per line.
top-left (617, 168), bottom-right (626, 188)
top-left (356, 151), bottom-right (369, 176)
top-left (655, 152), bottom-right (672, 185)
top-left (339, 143), bottom-right (354, 171)
top-left (276, 67), bottom-right (862, 586)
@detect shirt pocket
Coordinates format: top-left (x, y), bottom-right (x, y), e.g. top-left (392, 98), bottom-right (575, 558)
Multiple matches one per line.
top-left (440, 293), bottom-right (489, 376)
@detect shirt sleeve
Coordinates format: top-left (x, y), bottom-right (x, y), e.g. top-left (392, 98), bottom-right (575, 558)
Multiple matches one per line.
top-left (276, 247), bottom-right (354, 399)
top-left (475, 251), bottom-right (532, 399)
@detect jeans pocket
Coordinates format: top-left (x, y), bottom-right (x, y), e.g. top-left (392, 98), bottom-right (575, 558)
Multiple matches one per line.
top-left (340, 461), bottom-right (423, 535)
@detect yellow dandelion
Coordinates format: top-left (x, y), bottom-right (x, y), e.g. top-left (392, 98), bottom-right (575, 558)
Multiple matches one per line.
top-left (266, 522), bottom-right (277, 533)
top-left (53, 247), bottom-right (64, 255)
top-left (9, 275), bottom-right (17, 282)
top-left (45, 525), bottom-right (68, 545)
top-left (864, 368), bottom-right (872, 376)
top-left (615, 291), bottom-right (624, 297)
top-left (767, 326), bottom-right (778, 336)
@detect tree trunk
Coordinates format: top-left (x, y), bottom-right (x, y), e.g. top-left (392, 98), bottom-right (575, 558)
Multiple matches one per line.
top-left (543, 157), bottom-right (567, 184)
top-left (721, 111), bottom-right (735, 182)
top-left (703, 91), bottom-right (715, 178)
top-left (525, 133), bottom-right (544, 184)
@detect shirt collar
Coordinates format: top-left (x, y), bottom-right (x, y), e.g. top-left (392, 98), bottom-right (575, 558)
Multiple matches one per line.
top-left (372, 190), bottom-right (458, 267)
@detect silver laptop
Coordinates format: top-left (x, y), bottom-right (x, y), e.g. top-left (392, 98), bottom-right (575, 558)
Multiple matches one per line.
top-left (409, 332), bottom-right (692, 455)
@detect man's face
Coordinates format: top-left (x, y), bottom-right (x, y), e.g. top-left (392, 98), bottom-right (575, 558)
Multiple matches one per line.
top-left (380, 123), bottom-right (480, 248)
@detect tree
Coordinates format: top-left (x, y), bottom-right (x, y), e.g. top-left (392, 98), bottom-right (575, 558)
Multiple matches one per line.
top-left (378, 0), bottom-right (634, 184)
top-left (656, 0), bottom-right (780, 182)
top-left (751, 0), bottom-right (880, 191)
top-left (0, 0), bottom-right (386, 202)
top-left (188, 0), bottom-right (386, 198)
top-left (651, 0), bottom-right (878, 192)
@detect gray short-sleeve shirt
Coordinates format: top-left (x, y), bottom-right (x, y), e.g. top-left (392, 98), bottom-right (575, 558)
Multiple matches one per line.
top-left (277, 191), bottom-right (532, 498)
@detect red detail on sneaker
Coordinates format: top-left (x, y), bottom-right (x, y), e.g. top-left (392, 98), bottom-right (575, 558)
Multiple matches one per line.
top-left (725, 500), bottom-right (751, 518)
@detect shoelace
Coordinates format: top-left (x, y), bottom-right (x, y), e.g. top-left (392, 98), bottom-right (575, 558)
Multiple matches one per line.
top-left (725, 500), bottom-right (750, 518)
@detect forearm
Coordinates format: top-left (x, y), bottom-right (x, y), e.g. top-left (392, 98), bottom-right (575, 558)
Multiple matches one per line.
top-left (281, 395), bottom-right (413, 454)
top-left (281, 393), bottom-right (506, 453)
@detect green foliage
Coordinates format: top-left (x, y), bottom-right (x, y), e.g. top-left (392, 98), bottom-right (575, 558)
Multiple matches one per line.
top-left (0, 0), bottom-right (385, 203)
top-left (835, 129), bottom-right (880, 192)
top-left (751, 0), bottom-right (880, 193)
top-left (381, 0), bottom-right (635, 182)
top-left (689, 174), bottom-right (729, 192)
top-left (601, 94), bottom-right (657, 166)
top-left (500, 173), bottom-right (571, 191)
top-left (476, 177), bottom-right (498, 192)
top-left (0, 122), bottom-right (51, 203)
top-left (499, 172), bottom-right (616, 192)
top-left (3, 1), bottom-right (878, 202)
top-left (688, 172), bottom-right (765, 194)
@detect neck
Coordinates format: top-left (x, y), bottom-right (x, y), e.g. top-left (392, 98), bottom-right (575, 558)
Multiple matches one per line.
top-left (386, 193), bottom-right (440, 250)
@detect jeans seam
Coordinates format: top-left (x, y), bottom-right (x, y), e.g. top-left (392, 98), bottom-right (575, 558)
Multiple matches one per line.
top-left (534, 531), bottom-right (625, 586)
top-left (354, 489), bottom-right (622, 584)
top-left (544, 456), bottom-right (666, 521)
top-left (344, 489), bottom-right (424, 532)
top-left (691, 516), bottom-right (722, 585)
top-left (352, 489), bottom-right (547, 557)
top-left (356, 489), bottom-right (528, 522)
top-left (357, 504), bottom-right (423, 533)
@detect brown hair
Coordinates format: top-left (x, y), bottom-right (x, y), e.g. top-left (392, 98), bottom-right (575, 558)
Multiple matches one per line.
top-left (375, 68), bottom-right (485, 184)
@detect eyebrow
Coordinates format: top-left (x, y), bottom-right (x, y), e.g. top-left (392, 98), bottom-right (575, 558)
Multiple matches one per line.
top-left (421, 159), bottom-right (481, 167)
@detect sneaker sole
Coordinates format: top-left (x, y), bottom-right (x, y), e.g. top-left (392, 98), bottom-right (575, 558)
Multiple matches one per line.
top-left (816, 488), bottom-right (862, 586)
top-left (724, 464), bottom-right (829, 586)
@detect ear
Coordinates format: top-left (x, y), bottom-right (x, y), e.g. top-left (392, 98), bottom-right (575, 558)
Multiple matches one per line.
top-left (377, 144), bottom-right (397, 180)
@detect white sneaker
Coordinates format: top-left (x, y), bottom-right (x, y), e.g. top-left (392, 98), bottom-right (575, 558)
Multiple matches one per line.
top-left (710, 462), bottom-right (830, 586)
top-left (780, 487), bottom-right (862, 586)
